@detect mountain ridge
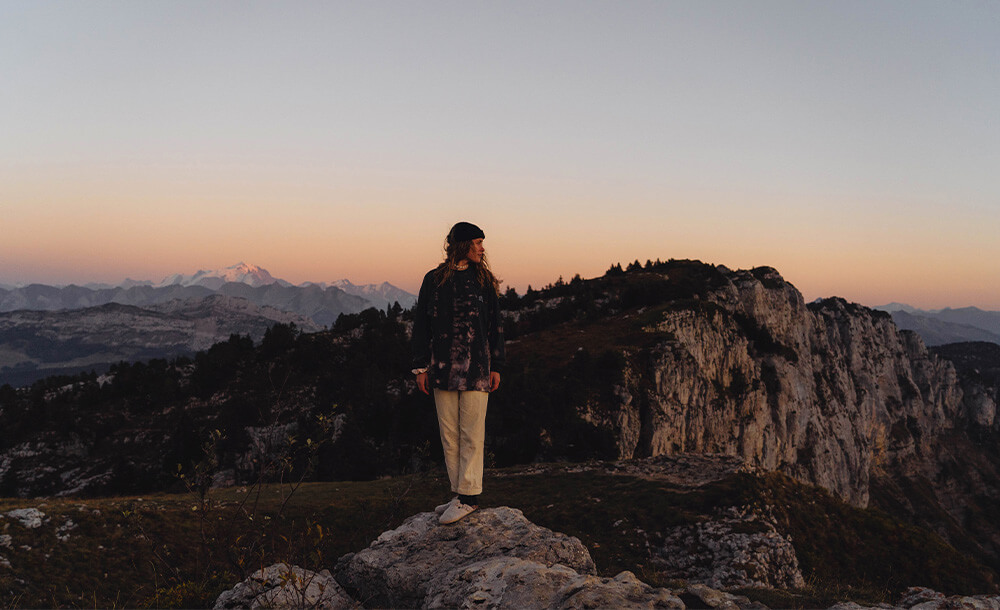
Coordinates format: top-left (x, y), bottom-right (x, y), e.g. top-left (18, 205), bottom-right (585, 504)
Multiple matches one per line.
top-left (0, 263), bottom-right (417, 312)
top-left (0, 265), bottom-right (413, 386)
top-left (875, 303), bottom-right (1000, 346)
top-left (0, 295), bottom-right (321, 387)
top-left (1, 259), bottom-right (998, 593)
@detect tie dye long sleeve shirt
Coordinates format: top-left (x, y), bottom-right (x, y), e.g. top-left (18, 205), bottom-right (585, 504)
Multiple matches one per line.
top-left (411, 266), bottom-right (505, 392)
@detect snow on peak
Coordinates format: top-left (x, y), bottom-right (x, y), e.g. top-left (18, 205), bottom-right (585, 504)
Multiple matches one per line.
top-left (329, 279), bottom-right (416, 308)
top-left (157, 263), bottom-right (278, 289)
top-left (215, 262), bottom-right (275, 285)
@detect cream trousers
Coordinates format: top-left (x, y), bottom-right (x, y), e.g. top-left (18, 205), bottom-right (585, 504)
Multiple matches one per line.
top-left (433, 389), bottom-right (489, 496)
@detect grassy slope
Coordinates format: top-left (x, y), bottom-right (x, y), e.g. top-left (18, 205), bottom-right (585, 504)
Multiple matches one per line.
top-left (1, 465), bottom-right (994, 609)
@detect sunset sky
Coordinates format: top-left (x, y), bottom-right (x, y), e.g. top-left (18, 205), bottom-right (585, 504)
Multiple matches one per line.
top-left (2, 1), bottom-right (998, 309)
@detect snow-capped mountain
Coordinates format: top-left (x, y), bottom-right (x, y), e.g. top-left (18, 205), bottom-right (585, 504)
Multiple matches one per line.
top-left (0, 263), bottom-right (415, 322)
top-left (157, 262), bottom-right (286, 290)
top-left (0, 263), bottom-right (418, 386)
top-left (328, 279), bottom-right (417, 310)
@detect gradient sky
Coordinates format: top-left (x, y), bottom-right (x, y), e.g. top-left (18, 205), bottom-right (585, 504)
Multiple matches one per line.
top-left (2, 1), bottom-right (998, 309)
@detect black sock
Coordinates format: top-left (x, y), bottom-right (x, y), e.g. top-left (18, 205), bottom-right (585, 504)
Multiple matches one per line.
top-left (458, 494), bottom-right (479, 507)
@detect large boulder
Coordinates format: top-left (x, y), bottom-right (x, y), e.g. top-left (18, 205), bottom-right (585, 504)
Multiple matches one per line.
top-left (334, 507), bottom-right (597, 608)
top-left (213, 563), bottom-right (357, 609)
top-left (655, 506), bottom-right (805, 590)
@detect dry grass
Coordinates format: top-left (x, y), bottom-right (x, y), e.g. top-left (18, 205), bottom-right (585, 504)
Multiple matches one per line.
top-left (0, 464), bottom-right (994, 608)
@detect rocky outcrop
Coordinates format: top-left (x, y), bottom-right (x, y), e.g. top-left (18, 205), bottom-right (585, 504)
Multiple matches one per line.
top-left (581, 267), bottom-right (998, 530)
top-left (895, 586), bottom-right (1000, 609)
top-left (828, 587), bottom-right (1000, 609)
top-left (656, 506), bottom-right (805, 590)
top-left (424, 557), bottom-right (686, 609)
top-left (216, 507), bottom-right (769, 609)
top-left (214, 502), bottom-right (1000, 609)
top-left (334, 507), bottom-right (598, 608)
top-left (213, 563), bottom-right (357, 609)
top-left (610, 268), bottom-right (969, 507)
top-left (214, 561), bottom-right (1000, 610)
top-left (4, 507), bottom-right (47, 529)
top-left (932, 342), bottom-right (1000, 426)
top-left (532, 264), bottom-right (1000, 571)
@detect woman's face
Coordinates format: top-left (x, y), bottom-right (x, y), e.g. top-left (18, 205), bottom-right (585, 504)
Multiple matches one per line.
top-left (464, 238), bottom-right (485, 264)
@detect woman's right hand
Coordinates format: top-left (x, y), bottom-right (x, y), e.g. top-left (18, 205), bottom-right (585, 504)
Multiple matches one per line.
top-left (416, 372), bottom-right (429, 395)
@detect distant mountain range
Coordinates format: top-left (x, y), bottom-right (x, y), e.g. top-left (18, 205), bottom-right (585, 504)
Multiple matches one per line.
top-left (874, 304), bottom-right (1000, 346)
top-left (322, 279), bottom-right (419, 311)
top-left (0, 295), bottom-right (321, 387)
top-left (0, 263), bottom-right (417, 317)
top-left (5, 263), bottom-right (996, 385)
top-left (0, 263), bottom-right (417, 386)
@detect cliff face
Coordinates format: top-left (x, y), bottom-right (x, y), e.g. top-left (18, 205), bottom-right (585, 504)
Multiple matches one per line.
top-left (588, 266), bottom-right (994, 510)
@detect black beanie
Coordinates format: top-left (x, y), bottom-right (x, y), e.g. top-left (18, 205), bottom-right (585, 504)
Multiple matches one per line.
top-left (447, 222), bottom-right (485, 244)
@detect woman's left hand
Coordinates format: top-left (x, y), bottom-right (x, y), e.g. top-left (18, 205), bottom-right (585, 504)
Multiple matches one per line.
top-left (489, 371), bottom-right (501, 392)
top-left (416, 372), bottom-right (430, 395)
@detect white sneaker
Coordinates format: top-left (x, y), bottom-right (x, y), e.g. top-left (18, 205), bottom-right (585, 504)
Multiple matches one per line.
top-left (434, 497), bottom-right (459, 515)
top-left (439, 501), bottom-right (477, 524)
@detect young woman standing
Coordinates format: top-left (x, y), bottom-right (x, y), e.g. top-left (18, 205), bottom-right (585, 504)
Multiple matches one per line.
top-left (411, 221), bottom-right (505, 524)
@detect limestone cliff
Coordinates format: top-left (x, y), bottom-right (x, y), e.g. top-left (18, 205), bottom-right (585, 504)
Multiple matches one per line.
top-left (580, 267), bottom-right (982, 503)
top-left (569, 264), bottom-right (999, 562)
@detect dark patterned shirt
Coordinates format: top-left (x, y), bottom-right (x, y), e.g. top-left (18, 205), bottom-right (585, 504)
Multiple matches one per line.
top-left (411, 266), bottom-right (505, 391)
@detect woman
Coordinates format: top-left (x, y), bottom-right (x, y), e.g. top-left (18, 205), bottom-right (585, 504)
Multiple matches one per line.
top-left (411, 221), bottom-right (505, 524)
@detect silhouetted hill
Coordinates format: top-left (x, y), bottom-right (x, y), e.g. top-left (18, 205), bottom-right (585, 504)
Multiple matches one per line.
top-left (889, 310), bottom-right (1000, 346)
top-left (876, 304), bottom-right (1000, 346)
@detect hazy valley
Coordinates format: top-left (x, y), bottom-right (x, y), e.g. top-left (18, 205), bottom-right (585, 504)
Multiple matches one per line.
top-left (0, 263), bottom-right (415, 387)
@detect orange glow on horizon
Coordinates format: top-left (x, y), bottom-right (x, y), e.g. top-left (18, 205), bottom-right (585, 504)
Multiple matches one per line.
top-left (2, 165), bottom-right (999, 310)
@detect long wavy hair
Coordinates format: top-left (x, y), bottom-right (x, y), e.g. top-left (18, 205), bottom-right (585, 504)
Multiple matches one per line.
top-left (434, 238), bottom-right (501, 295)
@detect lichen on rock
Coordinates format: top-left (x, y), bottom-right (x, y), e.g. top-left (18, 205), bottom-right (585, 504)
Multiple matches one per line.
top-left (334, 507), bottom-right (597, 609)
top-left (655, 505), bottom-right (805, 590)
top-left (213, 563), bottom-right (356, 609)
top-left (3, 508), bottom-right (46, 529)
